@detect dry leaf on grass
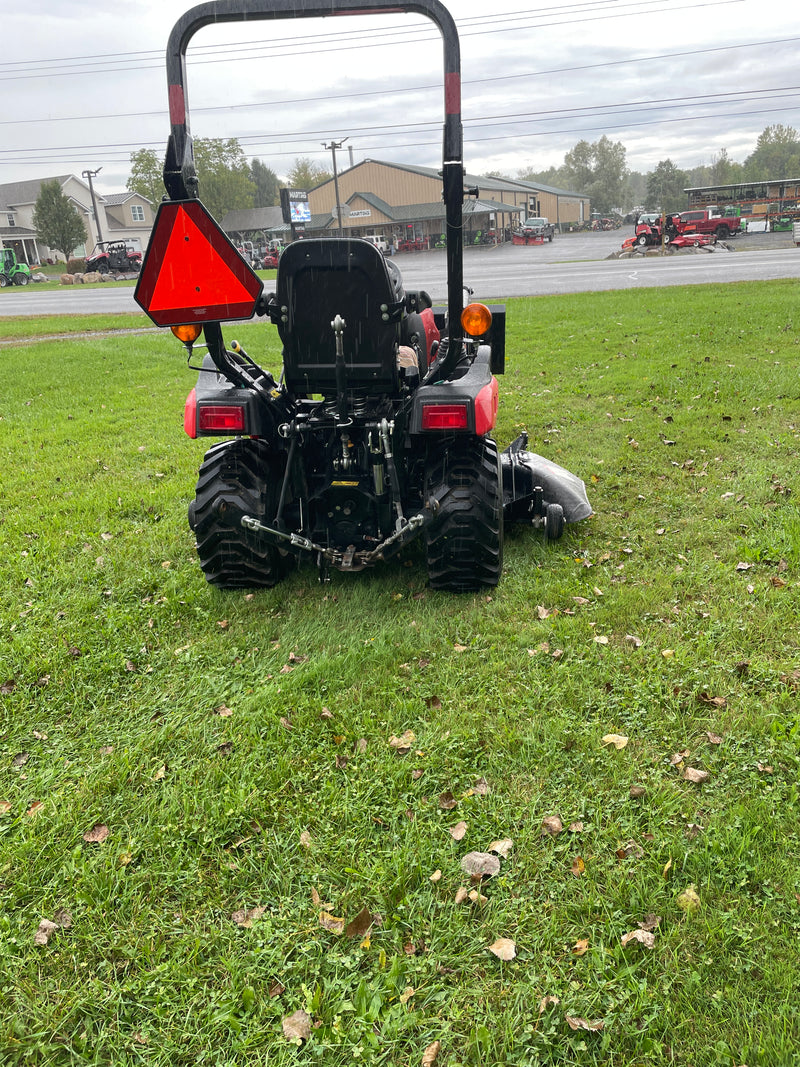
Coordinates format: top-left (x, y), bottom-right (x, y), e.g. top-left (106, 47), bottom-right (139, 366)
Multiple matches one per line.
top-left (572, 938), bottom-right (589, 956)
top-left (282, 1009), bottom-right (311, 1043)
top-left (541, 815), bottom-right (563, 836)
top-left (344, 907), bottom-right (374, 939)
top-left (602, 733), bottom-right (629, 750)
top-left (460, 852), bottom-right (500, 879)
top-left (468, 889), bottom-right (488, 905)
top-left (400, 986), bottom-right (415, 1005)
top-left (473, 777), bottom-right (491, 795)
top-left (429, 869), bottom-right (442, 882)
top-left (488, 838), bottom-right (513, 857)
top-left (621, 929), bottom-right (655, 948)
top-left (488, 937), bottom-right (516, 961)
top-left (438, 791), bottom-right (457, 811)
top-left (319, 911), bottom-right (346, 934)
top-left (389, 730), bottom-right (416, 754)
top-left (231, 905), bottom-right (266, 928)
top-left (683, 767), bottom-right (710, 784)
top-left (299, 830), bottom-right (312, 848)
top-left (570, 856), bottom-right (585, 877)
top-left (565, 1016), bottom-right (604, 1032)
top-left (449, 821), bottom-right (467, 841)
top-left (34, 919), bottom-right (60, 946)
top-left (538, 995), bottom-right (560, 1014)
top-left (82, 823), bottom-right (109, 844)
top-left (639, 913), bottom-right (661, 932)
top-left (454, 887), bottom-right (469, 904)
top-left (421, 1040), bottom-right (441, 1066)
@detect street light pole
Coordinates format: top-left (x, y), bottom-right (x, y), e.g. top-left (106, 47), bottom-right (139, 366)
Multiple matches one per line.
top-left (82, 168), bottom-right (104, 246)
top-left (322, 138), bottom-right (348, 236)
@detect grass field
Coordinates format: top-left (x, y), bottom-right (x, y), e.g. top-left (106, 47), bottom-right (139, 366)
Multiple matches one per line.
top-left (1, 280), bottom-right (798, 1066)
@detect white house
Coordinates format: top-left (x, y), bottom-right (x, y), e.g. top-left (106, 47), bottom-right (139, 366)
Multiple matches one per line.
top-left (0, 175), bottom-right (154, 265)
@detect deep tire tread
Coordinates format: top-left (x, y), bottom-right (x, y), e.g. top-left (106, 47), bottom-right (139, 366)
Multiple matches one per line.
top-left (189, 439), bottom-right (288, 589)
top-left (426, 437), bottom-right (504, 592)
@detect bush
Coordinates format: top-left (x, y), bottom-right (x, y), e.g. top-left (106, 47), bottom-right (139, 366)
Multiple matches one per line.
top-left (67, 258), bottom-right (86, 273)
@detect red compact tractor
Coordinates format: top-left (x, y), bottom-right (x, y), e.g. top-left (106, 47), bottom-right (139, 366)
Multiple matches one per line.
top-left (135, 0), bottom-right (591, 591)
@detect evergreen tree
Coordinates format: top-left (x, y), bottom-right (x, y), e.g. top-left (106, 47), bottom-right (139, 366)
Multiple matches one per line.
top-left (32, 180), bottom-right (88, 261)
top-left (250, 159), bottom-right (281, 207)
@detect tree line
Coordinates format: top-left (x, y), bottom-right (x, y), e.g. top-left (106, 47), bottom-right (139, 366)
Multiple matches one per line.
top-left (126, 143), bottom-right (331, 221)
top-left (514, 125), bottom-right (800, 216)
top-left (29, 123), bottom-right (800, 260)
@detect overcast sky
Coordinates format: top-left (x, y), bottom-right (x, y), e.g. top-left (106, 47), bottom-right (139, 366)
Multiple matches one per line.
top-left (2, 0), bottom-right (798, 197)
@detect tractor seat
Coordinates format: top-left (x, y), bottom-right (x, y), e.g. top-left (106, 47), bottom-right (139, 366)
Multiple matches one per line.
top-left (275, 238), bottom-right (405, 396)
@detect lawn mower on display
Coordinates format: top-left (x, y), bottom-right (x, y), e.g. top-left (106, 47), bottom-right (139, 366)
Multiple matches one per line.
top-left (135, 0), bottom-right (591, 592)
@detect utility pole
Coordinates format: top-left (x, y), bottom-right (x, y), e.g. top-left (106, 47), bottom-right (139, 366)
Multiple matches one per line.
top-left (82, 168), bottom-right (104, 245)
top-left (322, 138), bottom-right (348, 236)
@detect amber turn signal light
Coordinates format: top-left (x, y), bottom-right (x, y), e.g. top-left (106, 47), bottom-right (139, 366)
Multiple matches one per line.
top-left (461, 302), bottom-right (492, 338)
top-left (171, 323), bottom-right (204, 345)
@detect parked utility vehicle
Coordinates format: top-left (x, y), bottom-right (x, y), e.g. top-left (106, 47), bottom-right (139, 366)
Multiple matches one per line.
top-left (0, 249), bottom-right (31, 287)
top-left (86, 241), bottom-right (142, 274)
top-left (134, 0), bottom-right (591, 591)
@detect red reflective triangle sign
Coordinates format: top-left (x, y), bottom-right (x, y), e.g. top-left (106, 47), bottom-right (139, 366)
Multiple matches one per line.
top-left (135, 199), bottom-right (263, 326)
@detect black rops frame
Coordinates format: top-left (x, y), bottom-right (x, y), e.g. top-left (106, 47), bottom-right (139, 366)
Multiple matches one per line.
top-left (162, 0), bottom-right (465, 354)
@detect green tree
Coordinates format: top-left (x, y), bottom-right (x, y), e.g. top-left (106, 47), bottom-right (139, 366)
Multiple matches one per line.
top-left (127, 148), bottom-right (164, 205)
top-left (561, 136), bottom-right (628, 214)
top-left (250, 159), bottom-right (280, 207)
top-left (285, 157), bottom-right (332, 190)
top-left (127, 138), bottom-right (256, 219)
top-left (193, 138), bottom-right (255, 220)
top-left (645, 159), bottom-right (689, 213)
top-left (32, 179), bottom-right (88, 261)
top-left (744, 125), bottom-right (800, 180)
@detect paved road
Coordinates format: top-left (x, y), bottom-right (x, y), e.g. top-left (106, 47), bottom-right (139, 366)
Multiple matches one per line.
top-left (2, 229), bottom-right (799, 316)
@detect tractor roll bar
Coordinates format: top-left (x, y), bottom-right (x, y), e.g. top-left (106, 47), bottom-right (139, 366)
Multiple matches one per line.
top-left (163, 0), bottom-right (464, 346)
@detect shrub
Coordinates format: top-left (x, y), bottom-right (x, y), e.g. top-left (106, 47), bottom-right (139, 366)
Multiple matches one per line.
top-left (67, 258), bottom-right (86, 273)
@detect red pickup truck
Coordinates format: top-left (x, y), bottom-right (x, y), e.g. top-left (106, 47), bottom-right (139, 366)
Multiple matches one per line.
top-left (675, 210), bottom-right (741, 239)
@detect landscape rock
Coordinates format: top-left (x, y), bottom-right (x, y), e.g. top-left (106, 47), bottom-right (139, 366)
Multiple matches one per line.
top-left (60, 274), bottom-right (75, 285)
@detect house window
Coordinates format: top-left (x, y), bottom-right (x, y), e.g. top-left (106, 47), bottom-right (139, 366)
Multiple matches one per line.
top-left (6, 212), bottom-right (14, 227)
top-left (131, 205), bottom-right (145, 223)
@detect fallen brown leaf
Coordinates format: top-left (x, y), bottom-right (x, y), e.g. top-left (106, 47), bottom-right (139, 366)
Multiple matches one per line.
top-left (454, 887), bottom-right (469, 904)
top-left (488, 937), bottom-right (516, 961)
top-left (319, 911), bottom-right (345, 935)
top-left (438, 791), bottom-right (457, 811)
top-left (344, 906), bottom-right (374, 939)
top-left (601, 733), bottom-right (629, 750)
top-left (429, 869), bottom-right (442, 882)
top-left (538, 995), bottom-right (561, 1014)
top-left (421, 1040), bottom-right (442, 1066)
top-left (282, 1009), bottom-right (312, 1043)
top-left (570, 856), bottom-right (585, 877)
top-left (389, 730), bottom-right (416, 754)
top-left (683, 767), bottom-right (710, 784)
top-left (488, 838), bottom-right (513, 857)
top-left (231, 905), bottom-right (266, 928)
top-left (541, 815), bottom-right (563, 836)
top-left (82, 823), bottom-right (109, 844)
top-left (460, 852), bottom-right (500, 879)
top-left (565, 1016), bottom-right (604, 1032)
top-left (572, 937), bottom-right (589, 956)
top-left (449, 821), bottom-right (467, 841)
top-left (34, 919), bottom-right (60, 946)
top-left (468, 888), bottom-right (488, 905)
top-left (621, 928), bottom-right (655, 948)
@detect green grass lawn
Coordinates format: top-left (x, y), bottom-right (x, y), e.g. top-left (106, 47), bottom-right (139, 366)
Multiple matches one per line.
top-left (1, 281), bottom-right (798, 1066)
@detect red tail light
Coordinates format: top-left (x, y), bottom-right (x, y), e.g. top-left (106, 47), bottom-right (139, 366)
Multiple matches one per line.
top-left (198, 405), bottom-right (246, 433)
top-left (421, 403), bottom-right (468, 430)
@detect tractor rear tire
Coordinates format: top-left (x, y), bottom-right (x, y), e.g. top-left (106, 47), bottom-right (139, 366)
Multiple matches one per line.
top-left (189, 438), bottom-right (290, 589)
top-left (425, 437), bottom-right (503, 592)
top-left (0, 274), bottom-right (7, 288)
top-left (13, 273), bottom-right (29, 286)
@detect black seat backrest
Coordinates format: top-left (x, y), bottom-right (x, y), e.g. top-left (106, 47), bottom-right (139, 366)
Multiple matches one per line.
top-left (275, 238), bottom-right (403, 395)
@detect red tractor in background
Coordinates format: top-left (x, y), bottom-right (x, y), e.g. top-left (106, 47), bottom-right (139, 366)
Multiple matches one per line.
top-left (134, 0), bottom-right (591, 591)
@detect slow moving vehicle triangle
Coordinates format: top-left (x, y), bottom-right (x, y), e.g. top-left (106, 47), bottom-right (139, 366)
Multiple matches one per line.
top-left (135, 199), bottom-right (262, 326)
